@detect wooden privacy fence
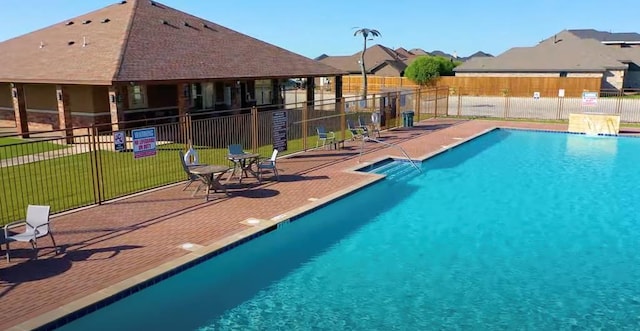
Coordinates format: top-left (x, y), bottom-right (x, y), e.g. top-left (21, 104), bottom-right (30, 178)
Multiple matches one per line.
top-left (342, 75), bottom-right (602, 97)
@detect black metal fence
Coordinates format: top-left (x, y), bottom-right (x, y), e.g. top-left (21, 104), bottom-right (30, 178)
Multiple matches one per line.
top-left (0, 88), bottom-right (442, 224)
top-left (448, 88), bottom-right (640, 122)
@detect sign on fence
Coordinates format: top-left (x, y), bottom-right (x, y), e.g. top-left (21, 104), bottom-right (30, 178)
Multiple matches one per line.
top-left (132, 127), bottom-right (157, 159)
top-left (273, 111), bottom-right (287, 152)
top-left (582, 91), bottom-right (598, 106)
top-left (533, 92), bottom-right (540, 100)
top-left (113, 131), bottom-right (126, 152)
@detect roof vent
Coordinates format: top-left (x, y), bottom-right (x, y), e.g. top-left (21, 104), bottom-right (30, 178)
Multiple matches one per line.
top-left (119, 0), bottom-right (127, 4)
top-left (66, 21), bottom-right (74, 26)
top-left (82, 20), bottom-right (92, 25)
top-left (101, 18), bottom-right (111, 23)
top-left (183, 22), bottom-right (191, 28)
top-left (39, 41), bottom-right (45, 49)
top-left (161, 19), bottom-right (169, 25)
top-left (68, 41), bottom-right (75, 46)
top-left (150, 1), bottom-right (160, 7)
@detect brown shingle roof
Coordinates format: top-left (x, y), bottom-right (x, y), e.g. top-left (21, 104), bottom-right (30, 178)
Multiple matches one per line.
top-left (0, 0), bottom-right (344, 85)
top-left (455, 33), bottom-right (633, 73)
top-left (318, 44), bottom-right (407, 75)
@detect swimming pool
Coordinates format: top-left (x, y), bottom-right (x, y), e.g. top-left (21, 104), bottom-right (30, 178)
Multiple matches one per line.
top-left (57, 129), bottom-right (640, 330)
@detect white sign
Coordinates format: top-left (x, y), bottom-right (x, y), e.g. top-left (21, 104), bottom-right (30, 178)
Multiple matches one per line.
top-left (113, 131), bottom-right (126, 151)
top-left (582, 91), bottom-right (598, 107)
top-left (558, 89), bottom-right (565, 98)
top-left (132, 127), bottom-right (157, 159)
top-left (533, 92), bottom-right (540, 100)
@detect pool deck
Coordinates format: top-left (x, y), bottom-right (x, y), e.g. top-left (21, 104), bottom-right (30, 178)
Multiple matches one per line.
top-left (2, 119), bottom-right (639, 330)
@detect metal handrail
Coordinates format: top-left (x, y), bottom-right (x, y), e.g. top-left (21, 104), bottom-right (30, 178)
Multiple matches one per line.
top-left (358, 137), bottom-right (422, 173)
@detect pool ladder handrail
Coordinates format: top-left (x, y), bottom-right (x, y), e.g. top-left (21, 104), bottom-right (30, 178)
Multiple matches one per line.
top-left (359, 137), bottom-right (422, 173)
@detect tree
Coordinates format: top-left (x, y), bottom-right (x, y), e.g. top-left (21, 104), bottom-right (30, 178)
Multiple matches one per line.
top-left (353, 28), bottom-right (381, 99)
top-left (404, 55), bottom-right (461, 86)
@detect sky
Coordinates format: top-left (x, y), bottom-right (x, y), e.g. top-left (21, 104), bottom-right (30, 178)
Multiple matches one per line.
top-left (0, 0), bottom-right (638, 59)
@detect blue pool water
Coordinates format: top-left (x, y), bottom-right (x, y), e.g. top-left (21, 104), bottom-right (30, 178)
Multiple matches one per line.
top-left (58, 129), bottom-right (640, 330)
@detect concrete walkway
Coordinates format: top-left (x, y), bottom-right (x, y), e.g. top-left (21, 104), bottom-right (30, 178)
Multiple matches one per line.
top-left (1, 119), bottom-right (638, 330)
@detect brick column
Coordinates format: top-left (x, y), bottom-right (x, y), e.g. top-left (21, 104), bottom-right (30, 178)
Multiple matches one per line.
top-left (109, 85), bottom-right (125, 132)
top-left (334, 76), bottom-right (343, 113)
top-left (305, 76), bottom-right (315, 111)
top-left (11, 83), bottom-right (29, 138)
top-left (56, 85), bottom-right (74, 143)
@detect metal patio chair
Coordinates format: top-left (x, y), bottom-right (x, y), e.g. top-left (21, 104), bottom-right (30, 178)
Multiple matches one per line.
top-left (316, 126), bottom-right (336, 149)
top-left (257, 149), bottom-right (279, 181)
top-left (4, 205), bottom-right (58, 262)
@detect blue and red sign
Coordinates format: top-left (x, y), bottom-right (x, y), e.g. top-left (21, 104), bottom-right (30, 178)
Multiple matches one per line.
top-left (132, 128), bottom-right (157, 159)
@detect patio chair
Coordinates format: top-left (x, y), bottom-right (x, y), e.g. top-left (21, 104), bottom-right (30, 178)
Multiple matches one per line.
top-left (228, 144), bottom-right (247, 156)
top-left (257, 149), bottom-right (279, 181)
top-left (183, 145), bottom-right (200, 166)
top-left (316, 126), bottom-right (336, 149)
top-left (347, 119), bottom-right (367, 140)
top-left (179, 150), bottom-right (200, 191)
top-left (359, 115), bottom-right (380, 138)
top-left (4, 205), bottom-right (58, 262)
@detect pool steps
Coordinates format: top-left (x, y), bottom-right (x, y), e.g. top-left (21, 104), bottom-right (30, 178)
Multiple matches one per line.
top-left (370, 160), bottom-right (419, 182)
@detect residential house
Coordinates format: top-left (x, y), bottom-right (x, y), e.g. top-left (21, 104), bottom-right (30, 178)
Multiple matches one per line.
top-left (319, 44), bottom-right (409, 78)
top-left (0, 0), bottom-right (345, 137)
top-left (319, 45), bottom-right (492, 80)
top-left (454, 29), bottom-right (640, 91)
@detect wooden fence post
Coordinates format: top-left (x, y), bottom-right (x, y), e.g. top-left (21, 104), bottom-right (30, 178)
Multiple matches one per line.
top-left (251, 106), bottom-right (258, 153)
top-left (457, 88), bottom-right (462, 116)
top-left (415, 88), bottom-right (422, 123)
top-left (434, 88), bottom-right (439, 118)
top-left (302, 102), bottom-right (308, 150)
top-left (340, 97), bottom-right (346, 141)
top-left (443, 87), bottom-right (449, 117)
top-left (395, 91), bottom-right (401, 128)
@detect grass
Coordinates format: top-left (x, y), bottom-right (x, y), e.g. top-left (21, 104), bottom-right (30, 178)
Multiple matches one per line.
top-left (0, 137), bottom-right (69, 160)
top-left (0, 109), bottom-right (380, 224)
top-left (0, 132), bottom-right (343, 224)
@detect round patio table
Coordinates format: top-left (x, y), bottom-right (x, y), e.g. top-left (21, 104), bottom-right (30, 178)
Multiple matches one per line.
top-left (189, 165), bottom-right (230, 201)
top-left (226, 153), bottom-right (260, 183)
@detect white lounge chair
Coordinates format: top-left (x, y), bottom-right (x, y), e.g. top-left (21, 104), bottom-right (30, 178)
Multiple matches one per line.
top-left (179, 150), bottom-right (200, 191)
top-left (4, 205), bottom-right (58, 262)
top-left (257, 149), bottom-right (279, 181)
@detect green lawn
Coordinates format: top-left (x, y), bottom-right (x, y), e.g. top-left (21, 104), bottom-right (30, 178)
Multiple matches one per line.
top-left (0, 137), bottom-right (69, 160)
top-left (0, 131), bottom-right (345, 224)
top-left (0, 109), bottom-right (370, 224)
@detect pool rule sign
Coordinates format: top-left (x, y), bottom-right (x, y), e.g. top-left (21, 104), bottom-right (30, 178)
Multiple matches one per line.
top-left (272, 111), bottom-right (287, 152)
top-left (132, 127), bottom-right (157, 159)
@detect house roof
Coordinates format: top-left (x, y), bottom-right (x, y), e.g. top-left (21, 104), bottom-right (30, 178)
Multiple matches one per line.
top-left (455, 30), bottom-right (637, 73)
top-left (318, 44), bottom-right (407, 75)
top-left (568, 29), bottom-right (640, 42)
top-left (409, 48), bottom-right (429, 56)
top-left (0, 0), bottom-right (344, 85)
top-left (394, 47), bottom-right (413, 59)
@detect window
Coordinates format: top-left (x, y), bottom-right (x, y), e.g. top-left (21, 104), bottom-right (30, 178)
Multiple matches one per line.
top-left (128, 84), bottom-right (148, 109)
top-left (202, 82), bottom-right (214, 109)
top-left (255, 79), bottom-right (273, 106)
top-left (215, 82), bottom-right (225, 103)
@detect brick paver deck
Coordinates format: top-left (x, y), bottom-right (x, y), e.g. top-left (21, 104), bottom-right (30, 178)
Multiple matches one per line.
top-left (1, 119), bottom-right (638, 330)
